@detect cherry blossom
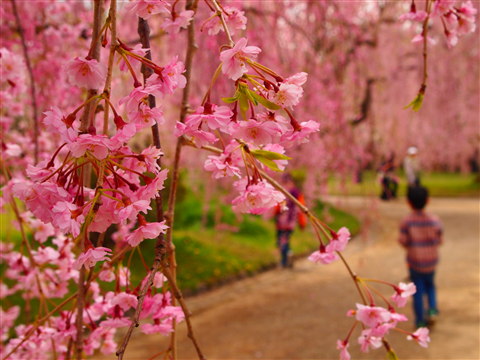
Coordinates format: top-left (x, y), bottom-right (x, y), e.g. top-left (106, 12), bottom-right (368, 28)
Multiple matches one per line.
top-left (308, 245), bottom-right (339, 265)
top-left (355, 304), bottom-right (392, 328)
top-left (231, 119), bottom-right (281, 146)
top-left (220, 38), bottom-right (261, 80)
top-left (357, 329), bottom-right (382, 352)
top-left (231, 179), bottom-right (285, 214)
top-left (336, 340), bottom-right (351, 360)
top-left (407, 327), bottom-right (431, 348)
top-left (73, 247), bottom-right (112, 270)
top-left (203, 6), bottom-right (247, 36)
top-left (125, 220), bottom-right (168, 247)
top-left (391, 282), bottom-right (416, 307)
top-left (126, 0), bottom-right (169, 20)
top-left (161, 10), bottom-right (194, 34)
top-left (65, 57), bottom-right (107, 89)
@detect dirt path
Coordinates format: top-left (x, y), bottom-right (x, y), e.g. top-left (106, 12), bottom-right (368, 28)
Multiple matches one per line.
top-left (109, 197), bottom-right (479, 360)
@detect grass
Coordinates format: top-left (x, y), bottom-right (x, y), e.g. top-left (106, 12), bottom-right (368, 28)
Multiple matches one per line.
top-left (328, 171), bottom-right (480, 197)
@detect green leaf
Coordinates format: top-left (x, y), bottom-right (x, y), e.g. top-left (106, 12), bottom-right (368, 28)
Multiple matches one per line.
top-left (238, 93), bottom-right (249, 120)
top-left (405, 92), bottom-right (424, 112)
top-left (221, 96), bottom-right (239, 103)
top-left (250, 149), bottom-right (291, 161)
top-left (254, 156), bottom-right (282, 172)
top-left (249, 91), bottom-right (281, 110)
top-left (221, 89), bottom-right (240, 104)
top-left (386, 349), bottom-right (399, 360)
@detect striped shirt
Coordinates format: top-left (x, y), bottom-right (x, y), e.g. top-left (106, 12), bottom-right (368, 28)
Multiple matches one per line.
top-left (399, 211), bottom-right (443, 273)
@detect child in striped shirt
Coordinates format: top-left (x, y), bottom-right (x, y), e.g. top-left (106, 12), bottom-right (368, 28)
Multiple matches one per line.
top-left (399, 186), bottom-right (443, 327)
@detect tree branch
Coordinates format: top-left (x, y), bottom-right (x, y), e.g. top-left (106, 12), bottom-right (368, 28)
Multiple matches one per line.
top-left (79, 0), bottom-right (105, 132)
top-left (10, 0), bottom-right (40, 163)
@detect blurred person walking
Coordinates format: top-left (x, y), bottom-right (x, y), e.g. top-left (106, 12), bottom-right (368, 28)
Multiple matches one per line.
top-left (404, 146), bottom-right (421, 187)
top-left (399, 186), bottom-right (443, 328)
top-left (274, 174), bottom-right (306, 268)
top-left (378, 152), bottom-right (398, 200)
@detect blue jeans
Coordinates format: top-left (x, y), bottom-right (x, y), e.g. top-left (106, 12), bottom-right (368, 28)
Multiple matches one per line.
top-left (277, 230), bottom-right (292, 267)
top-left (409, 268), bottom-right (438, 326)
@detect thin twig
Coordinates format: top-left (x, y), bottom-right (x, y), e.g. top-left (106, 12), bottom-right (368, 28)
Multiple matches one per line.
top-left (210, 0), bottom-right (234, 47)
top-left (79, 0), bottom-right (105, 132)
top-left (102, 0), bottom-right (118, 135)
top-left (419, 0), bottom-right (433, 97)
top-left (10, 0), bottom-right (39, 163)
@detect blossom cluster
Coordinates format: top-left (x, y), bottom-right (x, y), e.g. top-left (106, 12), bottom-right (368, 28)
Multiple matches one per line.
top-left (306, 222), bottom-right (429, 359)
top-left (174, 33), bottom-right (319, 214)
top-left (400, 0), bottom-right (477, 47)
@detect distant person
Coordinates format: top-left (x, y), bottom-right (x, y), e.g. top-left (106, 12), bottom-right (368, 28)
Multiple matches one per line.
top-left (399, 186), bottom-right (443, 328)
top-left (468, 148), bottom-right (479, 181)
top-left (378, 153), bottom-right (398, 200)
top-left (274, 174), bottom-right (306, 268)
top-left (404, 146), bottom-right (421, 187)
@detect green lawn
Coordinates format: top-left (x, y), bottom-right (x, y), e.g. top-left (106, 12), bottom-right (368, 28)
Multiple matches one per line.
top-left (328, 171), bottom-right (480, 197)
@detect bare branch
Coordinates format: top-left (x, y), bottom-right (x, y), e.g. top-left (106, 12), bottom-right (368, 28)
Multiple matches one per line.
top-left (10, 0), bottom-right (40, 163)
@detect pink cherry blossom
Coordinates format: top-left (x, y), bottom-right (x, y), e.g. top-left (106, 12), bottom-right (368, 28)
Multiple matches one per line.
top-left (203, 6), bottom-right (247, 36)
top-left (336, 340), bottom-right (351, 360)
top-left (433, 0), bottom-right (455, 16)
top-left (185, 104), bottom-right (233, 132)
top-left (99, 317), bottom-right (132, 329)
top-left (153, 272), bottom-right (167, 288)
top-left (391, 282), bottom-right (416, 307)
top-left (73, 247), bottom-right (112, 270)
top-left (99, 268), bottom-right (115, 282)
top-left (204, 153), bottom-right (242, 179)
top-left (357, 329), bottom-right (382, 352)
top-left (220, 38), bottom-right (261, 80)
top-left (129, 103), bottom-right (164, 130)
top-left (12, 181), bottom-right (72, 224)
top-left (125, 221), bottom-right (168, 247)
top-left (68, 134), bottom-right (112, 159)
top-left (161, 10), bottom-right (194, 34)
top-left (232, 179), bottom-right (285, 214)
top-left (147, 56), bottom-right (186, 95)
top-left (140, 146), bottom-right (163, 172)
top-left (174, 121), bottom-right (218, 148)
top-left (407, 327), bottom-right (430, 348)
top-left (328, 227), bottom-right (351, 252)
top-left (42, 107), bottom-right (78, 143)
top-left (126, 0), bottom-right (169, 20)
top-left (140, 323), bottom-right (173, 335)
top-left (231, 119), bottom-right (281, 145)
top-left (65, 57), bottom-right (107, 89)
top-left (308, 245), bottom-right (339, 265)
top-left (52, 201), bottom-right (84, 237)
top-left (116, 199), bottom-right (151, 222)
top-left (355, 304), bottom-right (392, 328)
top-left (280, 120), bottom-right (320, 145)
top-left (270, 75), bottom-right (306, 107)
top-left (110, 292), bottom-right (138, 311)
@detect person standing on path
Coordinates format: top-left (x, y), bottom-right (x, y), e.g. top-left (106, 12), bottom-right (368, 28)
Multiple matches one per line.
top-left (274, 174), bottom-right (305, 268)
top-left (404, 146), bottom-right (421, 187)
top-left (399, 186), bottom-right (443, 327)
